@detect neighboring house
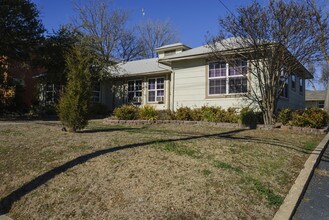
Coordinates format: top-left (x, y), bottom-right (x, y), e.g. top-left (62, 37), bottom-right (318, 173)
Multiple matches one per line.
top-left (305, 90), bottom-right (327, 109)
top-left (96, 39), bottom-right (311, 111)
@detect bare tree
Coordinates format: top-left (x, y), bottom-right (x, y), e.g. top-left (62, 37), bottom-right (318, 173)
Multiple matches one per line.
top-left (73, 0), bottom-right (132, 77)
top-left (307, 0), bottom-right (329, 111)
top-left (208, 0), bottom-right (318, 125)
top-left (116, 29), bottom-right (145, 61)
top-left (137, 20), bottom-right (179, 58)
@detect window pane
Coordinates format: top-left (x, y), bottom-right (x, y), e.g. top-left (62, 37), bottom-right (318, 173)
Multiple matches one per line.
top-left (157, 90), bottom-right (164, 97)
top-left (148, 79), bottom-right (155, 90)
top-left (135, 80), bottom-right (142, 91)
top-left (148, 91), bottom-right (155, 102)
top-left (209, 79), bottom-right (226, 95)
top-left (229, 77), bottom-right (247, 93)
top-left (128, 81), bottom-right (134, 91)
top-left (128, 92), bottom-right (135, 102)
top-left (209, 62), bottom-right (226, 77)
top-left (229, 60), bottom-right (247, 76)
top-left (136, 92), bottom-right (142, 97)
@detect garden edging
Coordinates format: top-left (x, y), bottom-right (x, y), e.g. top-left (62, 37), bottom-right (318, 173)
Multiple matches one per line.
top-left (273, 132), bottom-right (329, 220)
top-left (103, 119), bottom-right (328, 134)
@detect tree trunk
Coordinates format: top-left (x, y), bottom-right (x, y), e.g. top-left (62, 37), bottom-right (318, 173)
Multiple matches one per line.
top-left (324, 80), bottom-right (329, 112)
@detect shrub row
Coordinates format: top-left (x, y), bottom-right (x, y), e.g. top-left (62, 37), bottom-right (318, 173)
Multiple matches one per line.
top-left (113, 105), bottom-right (262, 127)
top-left (278, 108), bottom-right (329, 129)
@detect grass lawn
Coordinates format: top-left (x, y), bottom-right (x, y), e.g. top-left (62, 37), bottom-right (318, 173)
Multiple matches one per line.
top-left (0, 120), bottom-right (325, 219)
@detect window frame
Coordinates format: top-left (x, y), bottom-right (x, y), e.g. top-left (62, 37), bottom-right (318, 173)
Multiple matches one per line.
top-left (291, 73), bottom-right (296, 90)
top-left (280, 75), bottom-right (289, 99)
top-left (299, 78), bottom-right (303, 94)
top-left (90, 81), bottom-right (101, 103)
top-left (127, 79), bottom-right (143, 103)
top-left (208, 60), bottom-right (248, 96)
top-left (148, 77), bottom-right (165, 103)
top-left (318, 101), bottom-right (325, 108)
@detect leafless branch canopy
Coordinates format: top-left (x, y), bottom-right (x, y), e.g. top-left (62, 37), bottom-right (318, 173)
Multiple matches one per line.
top-left (208, 0), bottom-right (318, 124)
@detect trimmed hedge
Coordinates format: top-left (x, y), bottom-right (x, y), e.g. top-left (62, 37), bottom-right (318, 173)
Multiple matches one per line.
top-left (113, 105), bottom-right (242, 124)
top-left (278, 108), bottom-right (329, 128)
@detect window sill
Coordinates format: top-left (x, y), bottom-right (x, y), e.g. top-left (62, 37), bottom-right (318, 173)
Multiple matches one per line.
top-left (206, 93), bottom-right (246, 99)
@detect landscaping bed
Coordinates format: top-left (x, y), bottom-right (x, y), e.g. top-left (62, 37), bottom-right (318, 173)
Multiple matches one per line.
top-left (0, 120), bottom-right (325, 219)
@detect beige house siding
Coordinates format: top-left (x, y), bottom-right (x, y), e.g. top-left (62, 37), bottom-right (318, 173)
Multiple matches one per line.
top-left (100, 58), bottom-right (306, 112)
top-left (171, 58), bottom-right (251, 111)
top-left (101, 74), bottom-right (170, 111)
top-left (277, 75), bottom-right (305, 110)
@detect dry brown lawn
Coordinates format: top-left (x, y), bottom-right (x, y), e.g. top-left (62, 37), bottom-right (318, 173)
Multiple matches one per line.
top-left (0, 120), bottom-right (325, 219)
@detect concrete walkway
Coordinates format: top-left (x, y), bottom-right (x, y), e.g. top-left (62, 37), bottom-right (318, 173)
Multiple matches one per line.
top-left (293, 145), bottom-right (329, 219)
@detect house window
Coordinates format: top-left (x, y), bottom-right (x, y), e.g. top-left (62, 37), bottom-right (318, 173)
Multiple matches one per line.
top-left (318, 101), bottom-right (325, 108)
top-left (91, 82), bottom-right (101, 103)
top-left (208, 60), bottom-right (247, 95)
top-left (299, 78), bottom-right (303, 93)
top-left (280, 75), bottom-right (289, 98)
top-left (128, 80), bottom-right (142, 102)
top-left (148, 78), bottom-right (164, 102)
top-left (291, 73), bottom-right (296, 89)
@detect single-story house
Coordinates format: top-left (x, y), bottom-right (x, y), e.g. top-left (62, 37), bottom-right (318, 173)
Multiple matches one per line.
top-left (95, 39), bottom-right (311, 112)
top-left (305, 90), bottom-right (327, 109)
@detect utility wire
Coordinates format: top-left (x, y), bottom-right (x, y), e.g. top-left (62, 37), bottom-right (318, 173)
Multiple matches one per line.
top-left (217, 0), bottom-right (235, 16)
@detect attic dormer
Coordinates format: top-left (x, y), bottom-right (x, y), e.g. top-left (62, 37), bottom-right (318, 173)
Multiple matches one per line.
top-left (155, 43), bottom-right (191, 58)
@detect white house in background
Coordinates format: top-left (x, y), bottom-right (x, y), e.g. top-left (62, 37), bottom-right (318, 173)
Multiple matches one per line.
top-left (305, 90), bottom-right (327, 109)
top-left (94, 39), bottom-right (312, 111)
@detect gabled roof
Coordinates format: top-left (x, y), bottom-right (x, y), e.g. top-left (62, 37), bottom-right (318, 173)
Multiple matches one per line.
top-left (115, 58), bottom-right (171, 76)
top-left (305, 90), bottom-right (327, 101)
top-left (159, 38), bottom-right (245, 61)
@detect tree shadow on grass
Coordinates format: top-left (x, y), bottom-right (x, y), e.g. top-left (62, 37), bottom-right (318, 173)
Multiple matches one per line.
top-left (0, 127), bottom-right (318, 214)
top-left (216, 134), bottom-right (316, 154)
top-left (79, 126), bottom-right (146, 133)
top-left (0, 129), bottom-right (245, 215)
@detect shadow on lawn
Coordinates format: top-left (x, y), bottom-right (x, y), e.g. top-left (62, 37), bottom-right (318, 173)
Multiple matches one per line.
top-left (79, 126), bottom-right (145, 133)
top-left (0, 127), bottom-right (315, 214)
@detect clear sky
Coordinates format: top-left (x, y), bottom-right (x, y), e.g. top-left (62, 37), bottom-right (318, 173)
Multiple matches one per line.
top-left (32, 0), bottom-right (267, 48)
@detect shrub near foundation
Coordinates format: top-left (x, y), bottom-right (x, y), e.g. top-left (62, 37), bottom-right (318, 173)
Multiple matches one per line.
top-left (138, 105), bottom-right (158, 120)
top-left (175, 107), bottom-right (193, 121)
top-left (290, 108), bottom-right (329, 128)
top-left (278, 108), bottom-right (293, 125)
top-left (113, 104), bottom-right (139, 120)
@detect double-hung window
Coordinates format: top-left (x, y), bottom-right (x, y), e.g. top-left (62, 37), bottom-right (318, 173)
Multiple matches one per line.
top-left (148, 78), bottom-right (164, 102)
top-left (291, 73), bottom-right (296, 90)
top-left (91, 81), bottom-right (101, 103)
top-left (208, 60), bottom-right (247, 95)
top-left (299, 78), bottom-right (303, 94)
top-left (128, 80), bottom-right (142, 102)
top-left (280, 74), bottom-right (289, 98)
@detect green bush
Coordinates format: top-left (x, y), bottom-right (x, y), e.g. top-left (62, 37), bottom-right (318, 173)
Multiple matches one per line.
top-left (225, 107), bottom-right (239, 123)
top-left (303, 108), bottom-right (329, 128)
top-left (113, 104), bottom-right (139, 120)
top-left (158, 110), bottom-right (175, 120)
top-left (89, 103), bottom-right (108, 117)
top-left (278, 108), bottom-right (293, 125)
top-left (30, 104), bottom-right (57, 116)
top-left (255, 112), bottom-right (264, 124)
top-left (175, 107), bottom-right (193, 120)
top-left (58, 46), bottom-right (92, 132)
top-left (201, 106), bottom-right (219, 122)
top-left (138, 105), bottom-right (158, 120)
top-left (290, 110), bottom-right (307, 127)
top-left (290, 108), bottom-right (329, 128)
top-left (190, 108), bottom-right (203, 121)
top-left (239, 107), bottom-right (257, 128)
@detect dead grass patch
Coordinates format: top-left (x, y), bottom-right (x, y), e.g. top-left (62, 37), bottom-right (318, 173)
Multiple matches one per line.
top-left (0, 120), bottom-right (325, 219)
